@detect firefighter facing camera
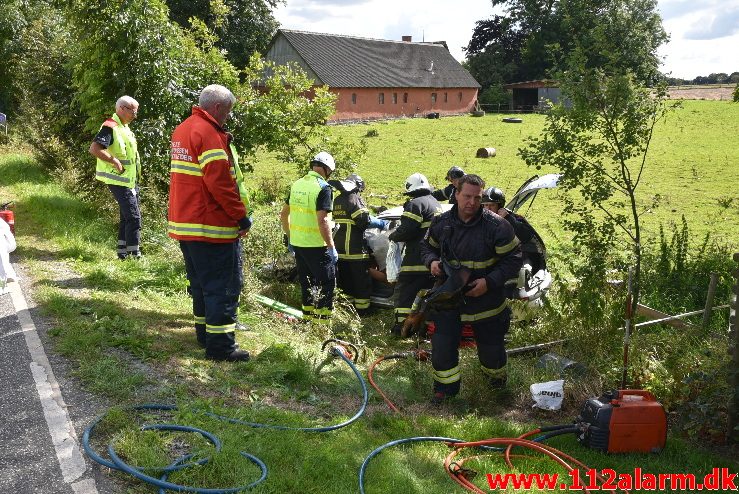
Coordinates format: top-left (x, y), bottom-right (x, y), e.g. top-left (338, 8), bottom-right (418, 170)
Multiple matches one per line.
top-left (389, 172), bottom-right (442, 336)
top-left (432, 165), bottom-right (465, 204)
top-left (281, 152), bottom-right (338, 324)
top-left (330, 173), bottom-right (388, 315)
top-left (421, 174), bottom-right (522, 403)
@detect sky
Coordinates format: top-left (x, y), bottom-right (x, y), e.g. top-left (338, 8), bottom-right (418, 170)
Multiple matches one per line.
top-left (272, 0), bottom-right (739, 80)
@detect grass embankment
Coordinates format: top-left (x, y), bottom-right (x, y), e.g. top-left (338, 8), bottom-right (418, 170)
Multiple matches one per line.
top-left (1, 100), bottom-right (737, 493)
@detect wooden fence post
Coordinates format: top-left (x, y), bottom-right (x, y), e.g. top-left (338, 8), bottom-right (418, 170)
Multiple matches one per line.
top-left (729, 253), bottom-right (738, 444)
top-left (702, 272), bottom-right (719, 328)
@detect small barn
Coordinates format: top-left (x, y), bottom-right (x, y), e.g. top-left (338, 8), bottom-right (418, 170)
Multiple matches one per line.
top-left (503, 80), bottom-right (565, 111)
top-left (264, 29), bottom-right (481, 121)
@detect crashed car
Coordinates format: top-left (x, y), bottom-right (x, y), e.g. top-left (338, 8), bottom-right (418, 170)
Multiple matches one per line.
top-left (366, 174), bottom-right (560, 308)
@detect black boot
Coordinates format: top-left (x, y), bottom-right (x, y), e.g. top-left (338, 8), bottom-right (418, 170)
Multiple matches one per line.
top-left (195, 325), bottom-right (206, 348)
top-left (209, 349), bottom-right (250, 362)
top-left (205, 332), bottom-right (248, 362)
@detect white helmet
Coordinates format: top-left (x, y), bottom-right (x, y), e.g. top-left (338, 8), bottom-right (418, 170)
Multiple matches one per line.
top-left (404, 173), bottom-right (431, 194)
top-left (311, 151), bottom-right (336, 172)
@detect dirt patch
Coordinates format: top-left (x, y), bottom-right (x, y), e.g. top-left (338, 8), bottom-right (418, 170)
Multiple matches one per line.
top-left (667, 86), bottom-right (734, 100)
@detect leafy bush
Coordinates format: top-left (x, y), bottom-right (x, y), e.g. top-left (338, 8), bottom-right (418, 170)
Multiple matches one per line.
top-left (641, 216), bottom-right (734, 317)
top-left (478, 84), bottom-right (510, 107)
top-left (4, 1), bottom-right (352, 199)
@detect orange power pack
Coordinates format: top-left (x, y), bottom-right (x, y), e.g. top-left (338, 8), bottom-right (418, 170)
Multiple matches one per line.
top-left (576, 389), bottom-right (667, 453)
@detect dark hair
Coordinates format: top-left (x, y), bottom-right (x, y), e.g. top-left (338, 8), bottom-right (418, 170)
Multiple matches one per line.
top-left (457, 174), bottom-right (485, 190)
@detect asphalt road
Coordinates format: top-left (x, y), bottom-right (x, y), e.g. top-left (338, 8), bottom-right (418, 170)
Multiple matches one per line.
top-left (0, 261), bottom-right (121, 493)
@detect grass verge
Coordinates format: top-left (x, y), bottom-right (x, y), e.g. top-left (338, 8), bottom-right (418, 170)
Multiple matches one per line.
top-left (1, 142), bottom-right (736, 492)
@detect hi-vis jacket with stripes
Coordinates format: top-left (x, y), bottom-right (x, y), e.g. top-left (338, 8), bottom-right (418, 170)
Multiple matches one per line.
top-left (421, 206), bottom-right (523, 322)
top-left (167, 107), bottom-right (248, 243)
top-left (388, 191), bottom-right (442, 273)
top-left (94, 113), bottom-right (140, 188)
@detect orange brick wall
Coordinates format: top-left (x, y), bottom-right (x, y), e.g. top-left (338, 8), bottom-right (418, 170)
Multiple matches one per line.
top-left (330, 87), bottom-right (479, 121)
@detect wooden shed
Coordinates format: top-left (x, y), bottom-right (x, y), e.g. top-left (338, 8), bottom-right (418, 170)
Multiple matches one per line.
top-left (503, 80), bottom-right (566, 111)
top-left (265, 29), bottom-right (481, 121)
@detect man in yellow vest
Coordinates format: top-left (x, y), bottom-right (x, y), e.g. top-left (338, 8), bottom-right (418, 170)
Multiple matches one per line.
top-left (89, 95), bottom-right (142, 259)
top-left (280, 152), bottom-right (338, 323)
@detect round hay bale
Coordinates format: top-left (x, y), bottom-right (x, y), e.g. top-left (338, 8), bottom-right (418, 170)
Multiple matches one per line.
top-left (502, 117), bottom-right (523, 123)
top-left (471, 110), bottom-right (485, 117)
top-left (476, 147), bottom-right (497, 158)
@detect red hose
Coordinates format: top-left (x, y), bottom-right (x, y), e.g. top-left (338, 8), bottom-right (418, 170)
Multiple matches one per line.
top-left (445, 437), bottom-right (630, 494)
top-left (367, 355), bottom-right (403, 413)
top-left (367, 350), bottom-right (431, 413)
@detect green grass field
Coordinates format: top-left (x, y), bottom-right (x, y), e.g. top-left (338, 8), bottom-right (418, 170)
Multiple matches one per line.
top-left (254, 100), bottom-right (739, 250)
top-left (1, 100), bottom-right (737, 493)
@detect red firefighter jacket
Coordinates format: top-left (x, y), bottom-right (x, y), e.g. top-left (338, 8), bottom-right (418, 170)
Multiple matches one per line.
top-left (168, 107), bottom-right (248, 243)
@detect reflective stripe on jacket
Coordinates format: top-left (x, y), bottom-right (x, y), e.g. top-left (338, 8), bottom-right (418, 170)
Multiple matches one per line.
top-left (388, 191), bottom-right (442, 273)
top-left (332, 190), bottom-right (370, 260)
top-left (289, 170), bottom-right (330, 247)
top-left (420, 206), bottom-right (523, 321)
top-left (229, 142), bottom-right (253, 215)
top-left (167, 106), bottom-right (246, 243)
top-left (95, 113), bottom-right (139, 188)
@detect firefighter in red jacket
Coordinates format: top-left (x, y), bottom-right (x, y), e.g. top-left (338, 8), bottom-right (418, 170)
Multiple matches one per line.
top-left (168, 84), bottom-right (251, 362)
top-left (421, 174), bottom-right (522, 402)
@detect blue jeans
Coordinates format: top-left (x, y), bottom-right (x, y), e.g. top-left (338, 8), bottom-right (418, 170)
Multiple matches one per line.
top-left (179, 240), bottom-right (241, 357)
top-left (108, 184), bottom-right (141, 258)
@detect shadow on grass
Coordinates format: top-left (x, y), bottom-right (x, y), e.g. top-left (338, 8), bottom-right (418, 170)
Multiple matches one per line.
top-left (0, 153), bottom-right (48, 186)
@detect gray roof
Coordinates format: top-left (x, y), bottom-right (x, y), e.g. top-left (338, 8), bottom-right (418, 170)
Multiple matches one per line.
top-left (274, 29), bottom-right (480, 89)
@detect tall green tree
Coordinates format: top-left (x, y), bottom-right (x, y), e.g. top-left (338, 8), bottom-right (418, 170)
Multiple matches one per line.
top-left (465, 0), bottom-right (668, 97)
top-left (519, 0), bottom-right (672, 386)
top-left (64, 0), bottom-right (239, 194)
top-left (166, 0), bottom-right (280, 69)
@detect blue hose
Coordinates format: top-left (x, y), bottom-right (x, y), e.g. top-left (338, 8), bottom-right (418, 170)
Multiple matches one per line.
top-left (107, 424), bottom-right (221, 473)
top-left (204, 349), bottom-right (368, 432)
top-left (358, 436), bottom-right (499, 494)
top-left (106, 443), bottom-right (267, 493)
top-left (82, 404), bottom-right (178, 471)
top-left (83, 347), bottom-right (367, 490)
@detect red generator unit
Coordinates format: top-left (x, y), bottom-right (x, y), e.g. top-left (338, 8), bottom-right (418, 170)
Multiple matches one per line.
top-left (576, 389), bottom-right (667, 453)
top-left (0, 206), bottom-right (14, 234)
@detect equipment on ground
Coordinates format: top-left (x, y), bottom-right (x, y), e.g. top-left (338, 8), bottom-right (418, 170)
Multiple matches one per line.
top-left (1, 201), bottom-right (15, 234)
top-left (254, 294), bottom-right (302, 321)
top-left (576, 389), bottom-right (667, 453)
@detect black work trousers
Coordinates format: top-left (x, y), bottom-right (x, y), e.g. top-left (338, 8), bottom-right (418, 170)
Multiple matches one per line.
top-left (179, 240), bottom-right (241, 358)
top-left (337, 258), bottom-right (372, 310)
top-left (294, 246), bottom-right (336, 323)
top-left (108, 184), bottom-right (141, 259)
top-left (431, 307), bottom-right (511, 396)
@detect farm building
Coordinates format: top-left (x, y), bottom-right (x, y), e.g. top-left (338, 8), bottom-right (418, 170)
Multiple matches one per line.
top-left (503, 80), bottom-right (568, 111)
top-left (264, 29), bottom-right (481, 121)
